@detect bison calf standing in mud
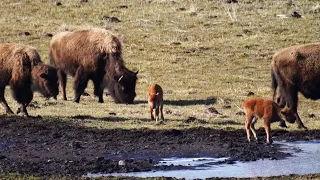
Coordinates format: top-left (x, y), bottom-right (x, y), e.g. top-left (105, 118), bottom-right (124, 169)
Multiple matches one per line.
top-left (271, 43), bottom-right (320, 130)
top-left (49, 28), bottom-right (138, 104)
top-left (242, 98), bottom-right (296, 144)
top-left (148, 84), bottom-right (164, 122)
top-left (0, 43), bottom-right (59, 116)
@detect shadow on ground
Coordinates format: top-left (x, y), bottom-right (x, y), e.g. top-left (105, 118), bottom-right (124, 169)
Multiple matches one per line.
top-left (134, 97), bottom-right (217, 106)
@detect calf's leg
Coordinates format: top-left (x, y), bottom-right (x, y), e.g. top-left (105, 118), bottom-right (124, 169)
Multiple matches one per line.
top-left (160, 104), bottom-right (164, 121)
top-left (245, 112), bottom-right (254, 142)
top-left (150, 107), bottom-right (155, 120)
top-left (263, 117), bottom-right (272, 144)
top-left (250, 117), bottom-right (258, 141)
top-left (155, 107), bottom-right (159, 122)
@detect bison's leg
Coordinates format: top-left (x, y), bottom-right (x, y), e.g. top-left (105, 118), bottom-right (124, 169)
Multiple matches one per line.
top-left (58, 69), bottom-right (67, 100)
top-left (263, 117), bottom-right (272, 144)
top-left (92, 77), bottom-right (104, 103)
top-left (12, 88), bottom-right (31, 117)
top-left (245, 112), bottom-right (254, 142)
top-left (285, 88), bottom-right (307, 129)
top-left (0, 87), bottom-right (14, 114)
top-left (16, 93), bottom-right (33, 115)
top-left (73, 66), bottom-right (88, 103)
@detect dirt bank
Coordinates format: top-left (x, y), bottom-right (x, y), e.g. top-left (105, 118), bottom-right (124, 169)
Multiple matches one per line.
top-left (0, 115), bottom-right (319, 178)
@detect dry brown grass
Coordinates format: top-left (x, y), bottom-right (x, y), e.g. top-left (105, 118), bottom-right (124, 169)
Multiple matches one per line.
top-left (0, 0), bottom-right (320, 131)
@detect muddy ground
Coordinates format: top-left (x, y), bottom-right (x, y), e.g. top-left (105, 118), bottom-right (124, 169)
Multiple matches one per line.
top-left (0, 115), bottom-right (319, 179)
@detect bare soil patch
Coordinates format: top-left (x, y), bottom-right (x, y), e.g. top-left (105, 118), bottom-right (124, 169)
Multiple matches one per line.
top-left (0, 115), bottom-right (319, 178)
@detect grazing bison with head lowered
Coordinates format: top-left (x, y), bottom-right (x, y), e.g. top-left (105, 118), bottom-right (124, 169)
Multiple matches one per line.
top-left (242, 98), bottom-right (296, 144)
top-left (0, 43), bottom-right (59, 116)
top-left (271, 43), bottom-right (320, 129)
top-left (49, 28), bottom-right (138, 104)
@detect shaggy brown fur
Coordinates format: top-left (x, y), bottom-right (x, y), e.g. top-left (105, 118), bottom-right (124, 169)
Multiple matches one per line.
top-left (148, 84), bottom-right (164, 122)
top-left (271, 43), bottom-right (320, 130)
top-left (49, 28), bottom-right (138, 104)
top-left (0, 43), bottom-right (59, 116)
top-left (242, 98), bottom-right (296, 144)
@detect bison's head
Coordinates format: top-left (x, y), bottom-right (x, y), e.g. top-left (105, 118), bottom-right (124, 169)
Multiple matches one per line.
top-left (113, 71), bottom-right (138, 104)
top-left (280, 108), bottom-right (296, 124)
top-left (31, 64), bottom-right (59, 99)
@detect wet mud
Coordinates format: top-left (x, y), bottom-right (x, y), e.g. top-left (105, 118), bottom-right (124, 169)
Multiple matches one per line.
top-left (0, 115), bottom-right (319, 178)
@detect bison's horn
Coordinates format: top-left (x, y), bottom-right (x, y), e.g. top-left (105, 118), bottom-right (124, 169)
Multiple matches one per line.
top-left (118, 75), bottom-right (124, 82)
top-left (135, 70), bottom-right (139, 75)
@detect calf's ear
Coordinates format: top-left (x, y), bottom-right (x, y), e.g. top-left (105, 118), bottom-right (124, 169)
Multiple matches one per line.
top-left (135, 71), bottom-right (139, 75)
top-left (280, 109), bottom-right (290, 115)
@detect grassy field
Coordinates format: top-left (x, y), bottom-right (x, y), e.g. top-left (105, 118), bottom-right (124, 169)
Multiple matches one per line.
top-left (1, 0), bottom-right (320, 130)
top-left (1, 0), bottom-right (320, 179)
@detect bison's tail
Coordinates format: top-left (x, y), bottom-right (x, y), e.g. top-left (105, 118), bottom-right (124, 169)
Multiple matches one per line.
top-left (49, 49), bottom-right (55, 66)
top-left (271, 68), bottom-right (278, 102)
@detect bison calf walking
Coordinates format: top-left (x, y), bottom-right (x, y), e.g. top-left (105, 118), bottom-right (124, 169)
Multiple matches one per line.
top-left (242, 98), bottom-right (296, 144)
top-left (148, 84), bottom-right (164, 122)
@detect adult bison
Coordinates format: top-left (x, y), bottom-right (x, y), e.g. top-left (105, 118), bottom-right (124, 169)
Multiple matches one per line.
top-left (49, 28), bottom-right (138, 104)
top-left (271, 43), bottom-right (320, 129)
top-left (0, 43), bottom-right (59, 116)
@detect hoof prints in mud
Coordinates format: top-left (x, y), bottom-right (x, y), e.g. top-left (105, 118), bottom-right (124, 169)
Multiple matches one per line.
top-left (0, 115), bottom-right (319, 176)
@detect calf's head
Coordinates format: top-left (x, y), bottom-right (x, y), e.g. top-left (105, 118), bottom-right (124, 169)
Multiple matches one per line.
top-left (280, 108), bottom-right (296, 124)
top-left (31, 64), bottom-right (59, 99)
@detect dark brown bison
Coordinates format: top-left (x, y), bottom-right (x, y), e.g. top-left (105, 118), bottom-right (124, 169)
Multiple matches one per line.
top-left (271, 43), bottom-right (320, 130)
top-left (49, 28), bottom-right (138, 104)
top-left (242, 98), bottom-right (295, 144)
top-left (0, 43), bottom-right (59, 116)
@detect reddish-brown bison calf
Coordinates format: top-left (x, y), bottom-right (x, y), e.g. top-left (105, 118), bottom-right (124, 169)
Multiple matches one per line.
top-left (148, 84), bottom-right (164, 122)
top-left (242, 98), bottom-right (296, 144)
top-left (0, 43), bottom-right (59, 116)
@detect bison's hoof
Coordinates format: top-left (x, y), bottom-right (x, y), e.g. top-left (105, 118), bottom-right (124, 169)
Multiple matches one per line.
top-left (7, 110), bottom-right (14, 114)
top-left (298, 124), bottom-right (308, 130)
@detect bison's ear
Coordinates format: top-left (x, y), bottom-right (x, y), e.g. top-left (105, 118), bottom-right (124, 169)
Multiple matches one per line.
top-left (135, 71), bottom-right (139, 75)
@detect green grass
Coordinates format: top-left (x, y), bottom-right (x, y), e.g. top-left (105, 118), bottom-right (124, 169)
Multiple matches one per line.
top-left (1, 0), bottom-right (320, 131)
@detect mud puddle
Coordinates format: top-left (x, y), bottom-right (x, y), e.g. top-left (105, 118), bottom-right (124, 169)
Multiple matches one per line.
top-left (87, 140), bottom-right (320, 179)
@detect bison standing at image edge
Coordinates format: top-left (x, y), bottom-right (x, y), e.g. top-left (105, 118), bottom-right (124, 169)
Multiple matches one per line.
top-left (49, 28), bottom-right (138, 104)
top-left (271, 43), bottom-right (320, 129)
top-left (0, 43), bottom-right (59, 116)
